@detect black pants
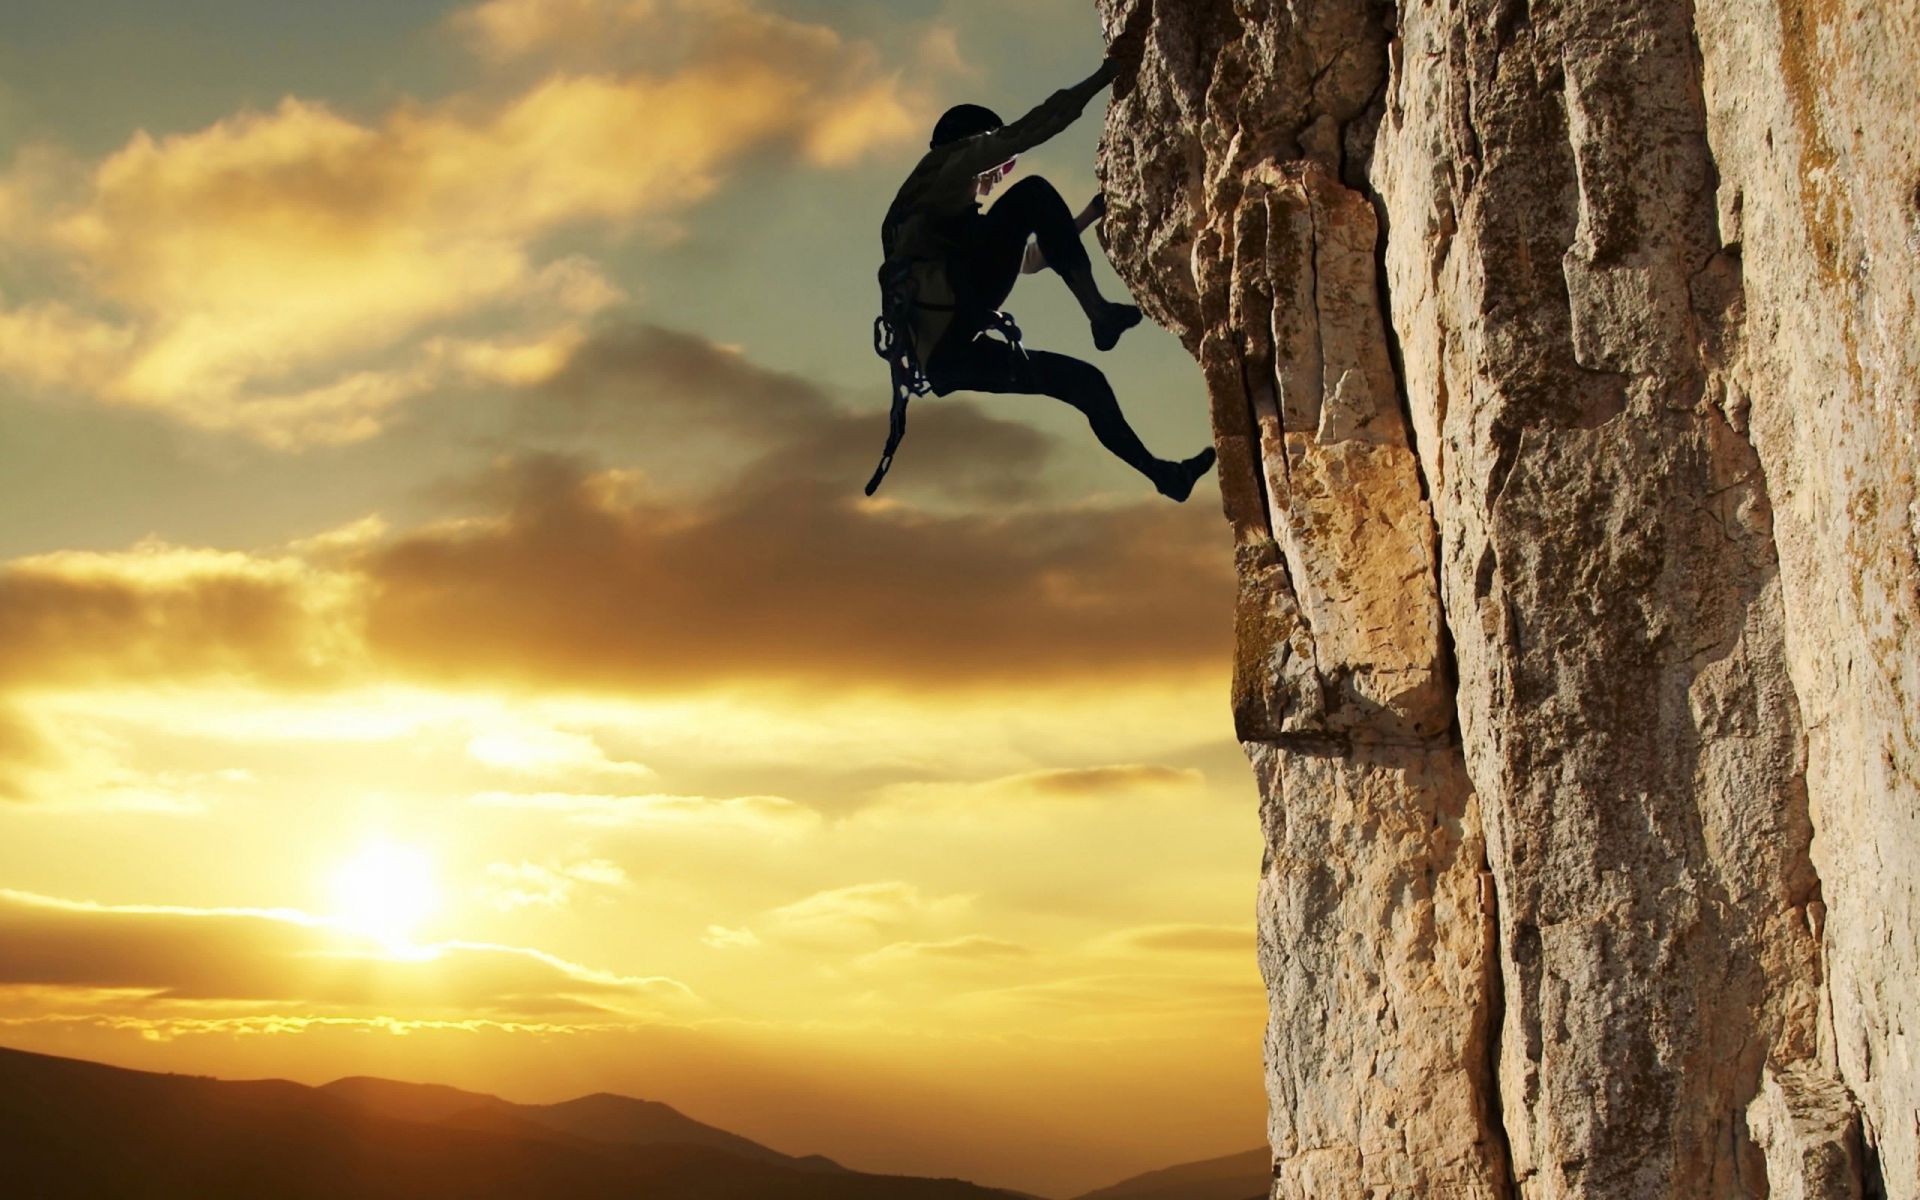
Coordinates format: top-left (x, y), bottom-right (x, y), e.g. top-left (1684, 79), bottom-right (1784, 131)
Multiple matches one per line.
top-left (926, 177), bottom-right (1160, 481)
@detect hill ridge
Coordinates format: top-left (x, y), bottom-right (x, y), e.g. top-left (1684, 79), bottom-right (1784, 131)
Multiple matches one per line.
top-left (0, 1043), bottom-right (1017, 1200)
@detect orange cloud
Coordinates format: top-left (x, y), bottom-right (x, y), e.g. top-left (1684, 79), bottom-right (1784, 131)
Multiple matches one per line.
top-left (452, 0), bottom-right (926, 168)
top-left (0, 890), bottom-right (694, 1020)
top-left (0, 542), bottom-right (361, 690)
top-left (453, 0), bottom-right (665, 60)
top-left (0, 330), bottom-right (1230, 711)
top-left (361, 456), bottom-right (1229, 693)
top-left (0, 300), bottom-right (134, 394)
top-left (0, 1), bottom-right (925, 446)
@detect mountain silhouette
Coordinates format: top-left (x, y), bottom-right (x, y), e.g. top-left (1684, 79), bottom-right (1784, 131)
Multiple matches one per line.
top-left (1069, 1146), bottom-right (1269, 1200)
top-left (320, 1076), bottom-right (843, 1172)
top-left (0, 1044), bottom-right (1025, 1199)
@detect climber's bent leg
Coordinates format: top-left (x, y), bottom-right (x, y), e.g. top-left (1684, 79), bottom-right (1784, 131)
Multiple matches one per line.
top-left (981, 176), bottom-right (1095, 284)
top-left (956, 177), bottom-right (1140, 350)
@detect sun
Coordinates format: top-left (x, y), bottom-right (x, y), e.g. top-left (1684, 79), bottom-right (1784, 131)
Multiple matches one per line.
top-left (329, 840), bottom-right (440, 949)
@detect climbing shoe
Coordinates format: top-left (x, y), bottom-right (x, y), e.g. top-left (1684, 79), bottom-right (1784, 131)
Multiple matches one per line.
top-left (1155, 447), bottom-right (1217, 502)
top-left (1092, 303), bottom-right (1143, 351)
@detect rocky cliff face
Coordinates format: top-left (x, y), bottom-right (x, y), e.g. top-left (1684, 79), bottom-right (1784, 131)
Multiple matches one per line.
top-left (1093, 0), bottom-right (1917, 1195)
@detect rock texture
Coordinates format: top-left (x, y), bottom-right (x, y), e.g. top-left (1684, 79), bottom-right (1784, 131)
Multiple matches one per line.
top-left (1094, 0), bottom-right (1917, 1196)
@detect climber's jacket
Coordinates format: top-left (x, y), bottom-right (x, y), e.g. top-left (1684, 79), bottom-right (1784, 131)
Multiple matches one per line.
top-left (878, 64), bottom-right (1115, 371)
top-left (866, 63), bottom-right (1117, 496)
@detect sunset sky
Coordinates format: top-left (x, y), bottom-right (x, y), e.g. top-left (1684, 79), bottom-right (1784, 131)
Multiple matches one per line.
top-left (0, 2), bottom-right (1259, 1194)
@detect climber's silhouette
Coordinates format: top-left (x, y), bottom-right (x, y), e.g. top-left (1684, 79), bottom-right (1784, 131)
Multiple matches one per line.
top-left (865, 26), bottom-right (1215, 500)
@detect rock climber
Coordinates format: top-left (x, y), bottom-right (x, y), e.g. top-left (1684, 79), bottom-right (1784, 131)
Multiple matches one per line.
top-left (865, 24), bottom-right (1216, 501)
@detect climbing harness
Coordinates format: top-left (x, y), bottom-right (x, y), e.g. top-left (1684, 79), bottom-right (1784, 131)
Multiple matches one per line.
top-left (981, 309), bottom-right (1027, 362)
top-left (866, 257), bottom-right (934, 496)
top-left (873, 258), bottom-right (934, 401)
top-left (865, 254), bottom-right (1025, 496)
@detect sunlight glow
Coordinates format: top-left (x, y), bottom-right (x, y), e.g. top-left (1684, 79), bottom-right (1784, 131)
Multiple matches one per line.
top-left (329, 840), bottom-right (440, 949)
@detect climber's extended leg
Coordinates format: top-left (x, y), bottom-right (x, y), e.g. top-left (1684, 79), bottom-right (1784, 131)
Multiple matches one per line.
top-left (926, 339), bottom-right (1213, 501)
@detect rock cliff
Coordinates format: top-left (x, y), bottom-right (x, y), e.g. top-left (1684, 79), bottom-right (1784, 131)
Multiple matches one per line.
top-left (1093, 0), bottom-right (1917, 1195)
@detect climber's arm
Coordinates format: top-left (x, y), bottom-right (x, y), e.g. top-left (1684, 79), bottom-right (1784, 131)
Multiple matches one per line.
top-left (950, 64), bottom-right (1116, 180)
top-left (1021, 194), bottom-right (1108, 273)
top-left (938, 12), bottom-right (1147, 196)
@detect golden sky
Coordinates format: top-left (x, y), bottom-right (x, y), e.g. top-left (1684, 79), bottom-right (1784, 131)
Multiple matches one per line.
top-left (0, 2), bottom-right (1258, 1195)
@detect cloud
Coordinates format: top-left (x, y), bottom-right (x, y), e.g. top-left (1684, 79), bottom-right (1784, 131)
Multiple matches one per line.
top-left (450, 0), bottom-right (928, 170)
top-left (0, 691), bottom-right (273, 813)
top-left (0, 890), bottom-right (693, 1019)
top-left (17, 769), bottom-right (242, 818)
top-left (857, 935), bottom-right (1031, 971)
top-left (452, 0), bottom-right (665, 59)
top-left (361, 452), bottom-right (1231, 693)
top-left (469, 790), bottom-right (818, 833)
top-left (950, 973), bottom-right (1263, 1023)
top-left (0, 541), bottom-right (363, 691)
top-left (701, 924), bottom-right (761, 950)
top-left (1020, 765), bottom-right (1205, 797)
top-left (390, 321), bottom-right (1230, 696)
top-left (913, 25), bottom-right (977, 81)
top-left (766, 881), bottom-right (972, 948)
top-left (1091, 924), bottom-right (1256, 956)
top-left (464, 723), bottom-right (656, 788)
top-left (0, 300), bottom-right (136, 394)
top-left (867, 765), bottom-right (1206, 814)
top-left (0, 1), bottom-right (926, 446)
top-left (534, 321), bottom-right (835, 436)
top-left (527, 321), bottom-right (1058, 505)
top-left (0, 329), bottom-right (1230, 705)
top-left (0, 1010), bottom-right (619, 1042)
top-left (0, 704), bottom-right (53, 799)
top-left (841, 765), bottom-right (1212, 844)
top-left (479, 859), bottom-right (631, 910)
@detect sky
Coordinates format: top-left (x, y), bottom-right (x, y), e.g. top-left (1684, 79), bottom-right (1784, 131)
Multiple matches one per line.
top-left (0, 2), bottom-right (1258, 1195)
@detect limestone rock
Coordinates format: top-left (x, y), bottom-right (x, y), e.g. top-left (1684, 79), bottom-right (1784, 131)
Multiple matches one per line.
top-left (1748, 1062), bottom-right (1867, 1200)
top-left (1096, 0), bottom-right (1916, 1195)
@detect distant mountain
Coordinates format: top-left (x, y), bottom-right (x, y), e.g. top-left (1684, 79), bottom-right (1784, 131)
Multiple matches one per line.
top-left (0, 1044), bottom-right (1022, 1200)
top-left (1070, 1147), bottom-right (1269, 1200)
top-left (321, 1075), bottom-right (842, 1172)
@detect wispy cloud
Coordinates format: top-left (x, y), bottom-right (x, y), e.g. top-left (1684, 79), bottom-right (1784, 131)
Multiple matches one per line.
top-left (464, 724), bottom-right (656, 789)
top-left (468, 790), bottom-right (819, 833)
top-left (857, 935), bottom-right (1031, 971)
top-left (701, 924), bottom-right (761, 950)
top-left (866, 764), bottom-right (1206, 812)
top-left (0, 1010), bottom-right (627, 1042)
top-left (1089, 923), bottom-right (1256, 956)
top-left (478, 859), bottom-right (631, 910)
top-left (766, 881), bottom-right (973, 948)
